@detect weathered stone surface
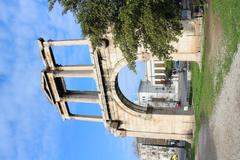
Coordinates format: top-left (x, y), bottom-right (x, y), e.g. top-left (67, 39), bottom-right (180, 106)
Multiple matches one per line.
top-left (38, 18), bottom-right (201, 143)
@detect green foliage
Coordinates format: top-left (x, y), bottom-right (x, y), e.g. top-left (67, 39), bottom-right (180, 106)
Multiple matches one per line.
top-left (164, 60), bottom-right (173, 78)
top-left (164, 60), bottom-right (173, 71)
top-left (49, 0), bottom-right (182, 69)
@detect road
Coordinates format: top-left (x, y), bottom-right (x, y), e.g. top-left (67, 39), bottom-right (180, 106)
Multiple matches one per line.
top-left (177, 141), bottom-right (187, 160)
top-left (178, 61), bottom-right (188, 106)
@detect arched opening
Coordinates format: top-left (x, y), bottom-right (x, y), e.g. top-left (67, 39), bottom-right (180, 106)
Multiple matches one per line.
top-left (117, 61), bottom-right (145, 104)
top-left (115, 60), bottom-right (191, 114)
top-left (116, 61), bottom-right (147, 113)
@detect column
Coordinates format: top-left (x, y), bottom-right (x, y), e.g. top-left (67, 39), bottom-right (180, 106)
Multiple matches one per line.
top-left (46, 39), bottom-right (90, 46)
top-left (170, 52), bottom-right (200, 62)
top-left (53, 69), bottom-right (96, 78)
top-left (69, 114), bottom-right (103, 122)
top-left (61, 91), bottom-right (100, 103)
top-left (125, 130), bottom-right (193, 143)
top-left (56, 64), bottom-right (94, 71)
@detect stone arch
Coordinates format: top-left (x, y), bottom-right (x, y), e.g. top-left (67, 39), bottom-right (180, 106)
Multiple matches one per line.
top-left (105, 19), bottom-right (201, 116)
top-left (108, 56), bottom-right (193, 117)
top-left (109, 58), bottom-right (148, 117)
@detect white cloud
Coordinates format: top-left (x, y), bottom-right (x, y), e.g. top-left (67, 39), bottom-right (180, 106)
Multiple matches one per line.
top-left (0, 0), bottom-right (81, 159)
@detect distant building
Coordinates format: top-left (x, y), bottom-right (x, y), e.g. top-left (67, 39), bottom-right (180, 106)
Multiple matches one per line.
top-left (136, 60), bottom-right (179, 108)
top-left (145, 60), bottom-right (167, 86)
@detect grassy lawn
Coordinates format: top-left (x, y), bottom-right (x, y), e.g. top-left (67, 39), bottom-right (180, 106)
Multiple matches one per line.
top-left (212, 0), bottom-right (240, 95)
top-left (188, 1), bottom-right (240, 159)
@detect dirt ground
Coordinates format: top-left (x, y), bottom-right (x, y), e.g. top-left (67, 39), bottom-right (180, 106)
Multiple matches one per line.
top-left (196, 1), bottom-right (240, 159)
top-left (197, 49), bottom-right (240, 160)
top-left (205, 1), bottom-right (224, 62)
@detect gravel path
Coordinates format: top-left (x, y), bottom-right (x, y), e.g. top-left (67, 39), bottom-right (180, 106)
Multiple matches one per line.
top-left (197, 48), bottom-right (240, 160)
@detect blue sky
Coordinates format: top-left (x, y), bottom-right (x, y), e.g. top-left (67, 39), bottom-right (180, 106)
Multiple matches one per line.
top-left (0, 1), bottom-right (145, 160)
top-left (118, 62), bottom-right (145, 102)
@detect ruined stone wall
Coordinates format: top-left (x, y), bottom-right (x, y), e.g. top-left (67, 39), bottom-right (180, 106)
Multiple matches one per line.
top-left (137, 143), bottom-right (177, 160)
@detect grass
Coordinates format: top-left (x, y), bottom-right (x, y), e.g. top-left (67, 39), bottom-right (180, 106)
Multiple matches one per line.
top-left (189, 28), bottom-right (216, 160)
top-left (188, 1), bottom-right (240, 160)
top-left (212, 0), bottom-right (240, 96)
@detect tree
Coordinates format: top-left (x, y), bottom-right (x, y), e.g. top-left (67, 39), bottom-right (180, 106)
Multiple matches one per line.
top-left (49, 0), bottom-right (182, 69)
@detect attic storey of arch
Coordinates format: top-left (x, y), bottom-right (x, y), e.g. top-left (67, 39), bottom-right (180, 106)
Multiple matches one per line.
top-left (49, 0), bottom-right (183, 70)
